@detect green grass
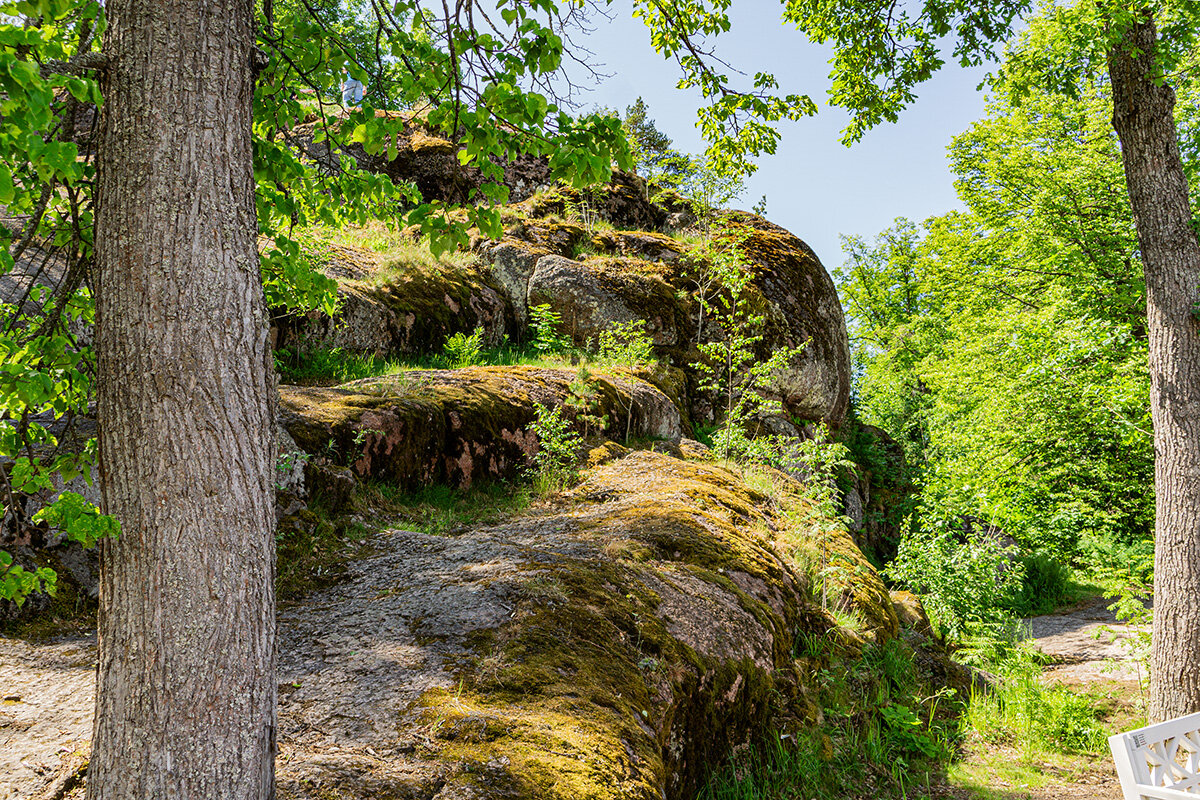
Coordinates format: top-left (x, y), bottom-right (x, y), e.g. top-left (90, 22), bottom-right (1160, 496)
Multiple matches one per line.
top-left (962, 642), bottom-right (1110, 758)
top-left (274, 342), bottom-right (581, 385)
top-left (363, 480), bottom-right (533, 536)
top-left (700, 639), bottom-right (959, 800)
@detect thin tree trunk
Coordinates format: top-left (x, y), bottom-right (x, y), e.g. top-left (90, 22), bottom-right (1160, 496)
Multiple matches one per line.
top-left (1109, 12), bottom-right (1200, 723)
top-left (89, 1), bottom-right (277, 797)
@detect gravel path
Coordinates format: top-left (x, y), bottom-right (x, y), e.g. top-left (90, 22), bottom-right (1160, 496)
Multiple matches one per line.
top-left (1027, 596), bottom-right (1148, 685)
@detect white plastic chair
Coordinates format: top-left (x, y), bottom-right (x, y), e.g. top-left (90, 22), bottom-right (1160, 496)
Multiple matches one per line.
top-left (1111, 712), bottom-right (1200, 799)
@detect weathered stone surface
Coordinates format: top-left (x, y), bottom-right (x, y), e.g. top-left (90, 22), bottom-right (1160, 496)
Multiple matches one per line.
top-left (591, 230), bottom-right (685, 263)
top-left (527, 256), bottom-right (684, 348)
top-left (275, 451), bottom-right (839, 800)
top-left (477, 240), bottom-right (548, 327)
top-left (525, 171), bottom-right (666, 232)
top-left (730, 213), bottom-right (851, 426)
top-left (273, 244), bottom-right (514, 358)
top-left (279, 366), bottom-right (683, 490)
top-left (479, 213), bottom-right (852, 427)
top-left (2, 449), bottom-right (965, 800)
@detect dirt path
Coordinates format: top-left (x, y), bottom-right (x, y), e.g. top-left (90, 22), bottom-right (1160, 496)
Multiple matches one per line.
top-left (0, 633), bottom-right (95, 800)
top-left (938, 597), bottom-right (1145, 800)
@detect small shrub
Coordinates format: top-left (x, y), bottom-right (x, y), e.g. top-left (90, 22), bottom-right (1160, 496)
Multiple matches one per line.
top-left (564, 366), bottom-right (608, 437)
top-left (1013, 550), bottom-right (1074, 615)
top-left (443, 327), bottom-right (485, 368)
top-left (528, 403), bottom-right (581, 493)
top-left (595, 319), bottom-right (656, 367)
top-left (529, 303), bottom-right (572, 355)
top-left (886, 521), bottom-right (1026, 640)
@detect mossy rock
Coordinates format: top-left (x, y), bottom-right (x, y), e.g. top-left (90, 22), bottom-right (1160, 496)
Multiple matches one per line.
top-left (274, 450), bottom-right (846, 800)
top-left (273, 243), bottom-right (515, 359)
top-left (279, 366), bottom-right (684, 491)
top-left (478, 211), bottom-right (850, 429)
top-left (722, 213), bottom-right (852, 426)
top-left (523, 171), bottom-right (666, 232)
top-left (590, 230), bottom-right (685, 263)
top-left (527, 256), bottom-right (688, 349)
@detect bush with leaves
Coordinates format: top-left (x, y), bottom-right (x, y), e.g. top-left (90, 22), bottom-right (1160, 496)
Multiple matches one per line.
top-left (527, 403), bottom-right (581, 493)
top-left (564, 366), bottom-right (608, 437)
top-left (886, 520), bottom-right (1026, 639)
top-left (594, 319), bottom-right (656, 368)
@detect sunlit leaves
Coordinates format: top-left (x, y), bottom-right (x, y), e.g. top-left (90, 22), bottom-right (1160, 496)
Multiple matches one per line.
top-left (840, 82), bottom-right (1154, 555)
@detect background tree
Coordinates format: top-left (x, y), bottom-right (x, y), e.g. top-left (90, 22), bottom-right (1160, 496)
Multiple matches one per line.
top-left (788, 0), bottom-right (1200, 724)
top-left (842, 78), bottom-right (1161, 631)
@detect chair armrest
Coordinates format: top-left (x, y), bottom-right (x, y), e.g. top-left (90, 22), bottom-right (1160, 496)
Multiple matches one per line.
top-left (1133, 786), bottom-right (1200, 799)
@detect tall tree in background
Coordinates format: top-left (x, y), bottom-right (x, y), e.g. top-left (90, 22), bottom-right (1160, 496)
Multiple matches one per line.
top-left (89, 0), bottom-right (277, 797)
top-left (788, 0), bottom-right (1200, 723)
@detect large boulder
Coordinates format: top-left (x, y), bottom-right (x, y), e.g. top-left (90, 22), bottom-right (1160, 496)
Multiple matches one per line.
top-left (526, 255), bottom-right (686, 348)
top-left (274, 451), bottom-right (897, 800)
top-left (273, 243), bottom-right (513, 359)
top-left (279, 366), bottom-right (684, 490)
top-left (477, 212), bottom-right (852, 427)
top-left (731, 213), bottom-right (851, 426)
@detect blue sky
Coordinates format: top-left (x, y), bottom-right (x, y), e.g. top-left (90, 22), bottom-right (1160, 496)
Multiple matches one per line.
top-left (572, 2), bottom-right (996, 272)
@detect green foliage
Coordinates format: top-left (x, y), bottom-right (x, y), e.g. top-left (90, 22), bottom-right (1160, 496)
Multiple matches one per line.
top-left (842, 68), bottom-right (1156, 629)
top-left (594, 319), bottom-right (655, 367)
top-left (1013, 550), bottom-right (1076, 616)
top-left (886, 522), bottom-right (1026, 640)
top-left (691, 225), bottom-right (807, 467)
top-left (529, 303), bottom-right (572, 355)
top-left (260, 235), bottom-right (341, 316)
top-left (0, 550), bottom-right (58, 606)
top-left (528, 403), bottom-right (581, 493)
top-left (564, 366), bottom-right (608, 438)
top-left (0, 285), bottom-right (117, 603)
top-left (964, 637), bottom-right (1109, 757)
top-left (443, 327), bottom-right (485, 368)
top-left (700, 640), bottom-right (955, 800)
top-left (790, 426), bottom-right (855, 519)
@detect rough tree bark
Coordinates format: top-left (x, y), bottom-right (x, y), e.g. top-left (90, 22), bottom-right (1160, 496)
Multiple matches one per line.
top-left (89, 0), bottom-right (277, 797)
top-left (1109, 12), bottom-right (1200, 723)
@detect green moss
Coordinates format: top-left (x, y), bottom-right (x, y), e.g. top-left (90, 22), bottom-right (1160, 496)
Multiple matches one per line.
top-left (398, 451), bottom-right (877, 799)
top-left (275, 494), bottom-right (374, 603)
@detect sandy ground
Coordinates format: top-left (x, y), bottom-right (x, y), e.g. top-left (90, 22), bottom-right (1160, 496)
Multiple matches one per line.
top-left (1027, 596), bottom-right (1148, 685)
top-left (0, 633), bottom-right (95, 800)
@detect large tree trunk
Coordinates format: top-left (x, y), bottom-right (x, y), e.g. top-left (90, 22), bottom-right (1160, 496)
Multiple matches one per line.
top-left (1109, 13), bottom-right (1200, 723)
top-left (89, 1), bottom-right (277, 797)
